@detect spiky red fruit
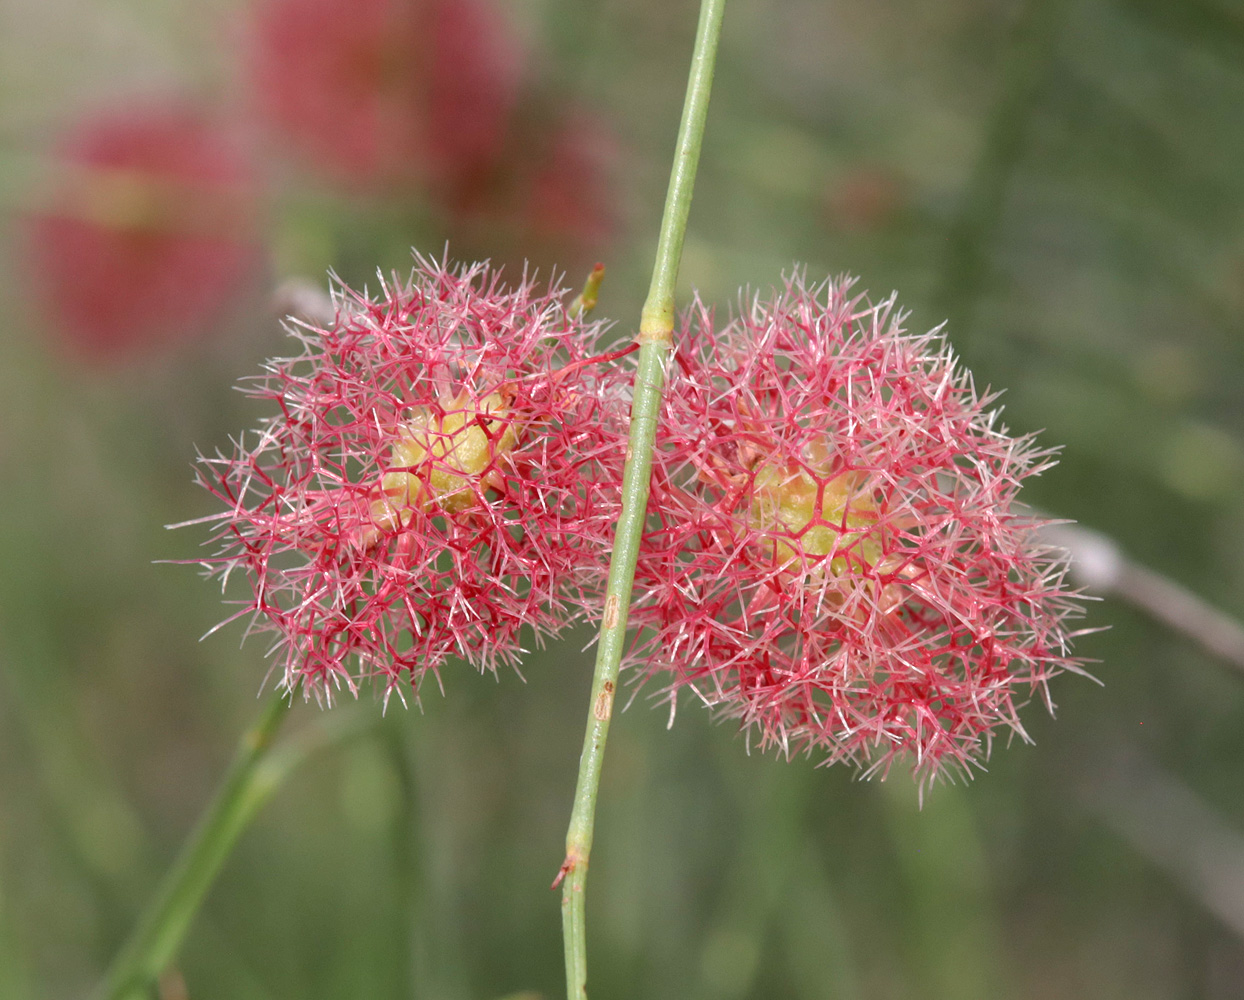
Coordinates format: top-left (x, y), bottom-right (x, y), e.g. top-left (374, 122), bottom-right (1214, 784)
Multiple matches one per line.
top-left (23, 104), bottom-right (258, 359)
top-left (631, 274), bottom-right (1086, 783)
top-left (192, 256), bottom-right (626, 700)
top-left (250, 0), bottom-right (523, 190)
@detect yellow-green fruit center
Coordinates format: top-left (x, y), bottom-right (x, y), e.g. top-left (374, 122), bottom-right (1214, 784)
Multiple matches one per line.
top-left (750, 462), bottom-right (881, 574)
top-left (368, 390), bottom-right (518, 536)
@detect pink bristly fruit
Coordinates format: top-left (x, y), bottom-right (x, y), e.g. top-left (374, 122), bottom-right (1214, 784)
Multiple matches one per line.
top-left (632, 272), bottom-right (1087, 784)
top-left (191, 255), bottom-right (628, 701)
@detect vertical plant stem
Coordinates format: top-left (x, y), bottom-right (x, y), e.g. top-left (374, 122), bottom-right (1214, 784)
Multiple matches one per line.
top-left (558, 1), bottom-right (726, 997)
top-left (97, 692), bottom-right (293, 1000)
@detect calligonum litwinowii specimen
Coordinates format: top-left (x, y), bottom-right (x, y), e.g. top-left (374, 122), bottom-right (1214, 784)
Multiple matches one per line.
top-left (191, 256), bottom-right (627, 702)
top-left (631, 273), bottom-right (1086, 784)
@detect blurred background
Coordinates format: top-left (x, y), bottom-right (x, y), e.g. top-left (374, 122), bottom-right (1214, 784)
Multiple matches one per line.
top-left (3, 0), bottom-right (1244, 997)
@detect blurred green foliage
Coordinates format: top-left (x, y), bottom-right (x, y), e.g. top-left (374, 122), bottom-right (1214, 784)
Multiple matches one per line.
top-left (3, 0), bottom-right (1244, 997)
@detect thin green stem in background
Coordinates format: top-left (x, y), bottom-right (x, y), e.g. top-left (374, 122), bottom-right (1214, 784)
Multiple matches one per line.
top-left (95, 691), bottom-right (291, 1000)
top-left (96, 691), bottom-right (292, 1000)
top-left (95, 693), bottom-right (370, 1000)
top-left (557, 2), bottom-right (727, 998)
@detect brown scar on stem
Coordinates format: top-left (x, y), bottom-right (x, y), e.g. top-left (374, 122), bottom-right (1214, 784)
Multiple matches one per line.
top-left (552, 850), bottom-right (587, 890)
top-left (604, 594), bottom-right (621, 630)
top-left (594, 680), bottom-right (615, 722)
top-left (636, 323), bottom-right (673, 346)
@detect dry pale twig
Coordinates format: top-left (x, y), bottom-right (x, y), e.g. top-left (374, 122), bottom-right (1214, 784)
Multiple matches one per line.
top-left (1043, 523), bottom-right (1244, 675)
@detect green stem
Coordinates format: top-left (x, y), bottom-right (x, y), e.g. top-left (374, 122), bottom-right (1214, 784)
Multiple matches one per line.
top-left (569, 263), bottom-right (607, 320)
top-left (558, 1), bottom-right (727, 997)
top-left (96, 692), bottom-right (297, 1000)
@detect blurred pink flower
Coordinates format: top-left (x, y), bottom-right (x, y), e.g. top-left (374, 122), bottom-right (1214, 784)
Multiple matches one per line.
top-left (448, 109), bottom-right (622, 269)
top-left (521, 112), bottom-right (619, 252)
top-left (250, 0), bottom-right (523, 190)
top-left (191, 255), bottom-right (628, 700)
top-left (23, 104), bottom-right (259, 359)
top-left (631, 273), bottom-right (1086, 784)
